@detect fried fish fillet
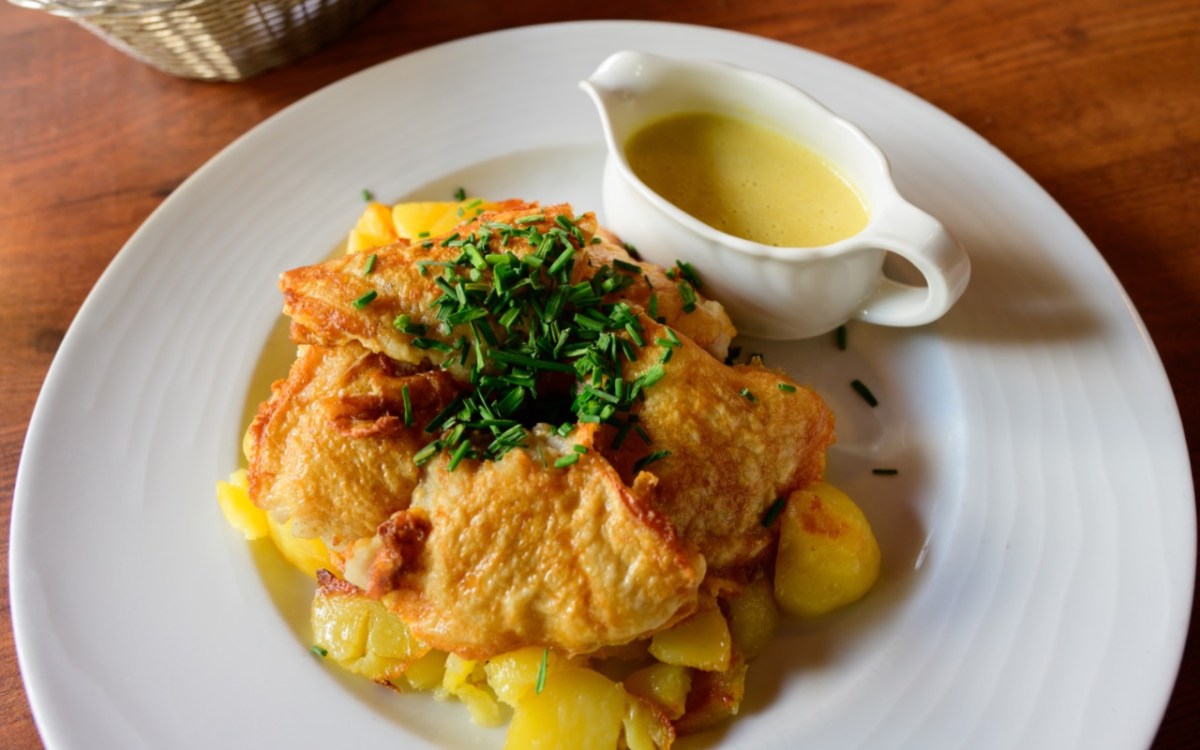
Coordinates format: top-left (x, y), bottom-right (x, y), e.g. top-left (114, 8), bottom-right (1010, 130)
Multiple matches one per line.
top-left (281, 203), bottom-right (735, 366)
top-left (343, 425), bottom-right (704, 659)
top-left (602, 316), bottom-right (836, 571)
top-left (253, 200), bottom-right (833, 660)
top-left (244, 341), bottom-right (461, 548)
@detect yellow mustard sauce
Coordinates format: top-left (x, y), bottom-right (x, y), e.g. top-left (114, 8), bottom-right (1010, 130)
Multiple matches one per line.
top-left (625, 111), bottom-right (869, 248)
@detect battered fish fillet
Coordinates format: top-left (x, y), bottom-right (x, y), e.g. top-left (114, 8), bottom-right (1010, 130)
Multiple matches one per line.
top-left (244, 341), bottom-right (462, 548)
top-left (343, 425), bottom-right (705, 659)
top-left (603, 315), bottom-right (836, 571)
top-left (280, 203), bottom-right (735, 366)
top-left (252, 199), bottom-right (833, 661)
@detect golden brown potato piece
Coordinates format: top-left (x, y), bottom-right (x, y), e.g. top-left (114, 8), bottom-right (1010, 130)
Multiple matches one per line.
top-left (774, 482), bottom-right (881, 617)
top-left (244, 342), bottom-right (461, 548)
top-left (343, 425), bottom-right (705, 660)
top-left (601, 315), bottom-right (835, 571)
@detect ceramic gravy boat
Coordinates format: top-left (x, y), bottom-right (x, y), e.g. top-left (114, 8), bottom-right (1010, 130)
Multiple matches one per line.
top-left (580, 50), bottom-right (970, 340)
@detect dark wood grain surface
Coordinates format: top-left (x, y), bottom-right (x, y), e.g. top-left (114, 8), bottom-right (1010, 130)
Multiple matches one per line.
top-left (2, 0), bottom-right (1196, 746)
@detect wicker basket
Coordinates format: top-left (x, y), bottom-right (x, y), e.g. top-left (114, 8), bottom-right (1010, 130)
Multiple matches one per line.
top-left (9, 0), bottom-right (384, 81)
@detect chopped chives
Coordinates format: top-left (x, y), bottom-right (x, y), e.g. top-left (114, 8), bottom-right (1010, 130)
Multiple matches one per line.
top-left (361, 189), bottom-right (374, 202)
top-left (536, 648), bottom-right (549, 694)
top-left (454, 187), bottom-right (467, 201)
top-left (572, 444), bottom-right (587, 454)
top-left (310, 644), bottom-right (328, 657)
top-left (362, 253), bottom-right (377, 276)
top-left (554, 453), bottom-right (580, 468)
top-left (402, 385), bottom-right (412, 427)
top-left (412, 337), bottom-right (453, 352)
top-left (740, 387), bottom-right (756, 402)
top-left (678, 281), bottom-right (697, 313)
top-left (352, 290), bottom-right (377, 309)
top-left (778, 383), bottom-right (797, 393)
top-left (633, 450), bottom-right (671, 473)
top-left (675, 259), bottom-right (703, 289)
top-left (761, 497), bottom-right (787, 527)
top-left (447, 440), bottom-right (472, 471)
top-left (851, 379), bottom-right (879, 407)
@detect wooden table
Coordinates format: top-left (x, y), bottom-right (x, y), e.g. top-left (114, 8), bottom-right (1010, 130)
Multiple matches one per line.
top-left (1, 0), bottom-right (1196, 746)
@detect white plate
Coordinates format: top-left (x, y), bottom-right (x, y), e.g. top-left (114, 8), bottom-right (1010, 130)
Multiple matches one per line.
top-left (10, 21), bottom-right (1194, 750)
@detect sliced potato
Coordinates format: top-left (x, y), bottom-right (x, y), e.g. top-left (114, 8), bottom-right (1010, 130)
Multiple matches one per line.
top-left (346, 201), bottom-right (399, 253)
top-left (623, 662), bottom-right (692, 720)
top-left (774, 482), bottom-right (881, 618)
top-left (392, 198), bottom-right (501, 240)
top-left (724, 577), bottom-right (780, 661)
top-left (648, 607), bottom-right (731, 672)
top-left (485, 646), bottom-right (573, 708)
top-left (267, 516), bottom-right (333, 579)
top-left (310, 572), bottom-right (428, 682)
top-left (215, 469), bottom-right (268, 540)
top-left (674, 660), bottom-right (748, 735)
top-left (505, 661), bottom-right (626, 749)
top-left (623, 694), bottom-right (675, 750)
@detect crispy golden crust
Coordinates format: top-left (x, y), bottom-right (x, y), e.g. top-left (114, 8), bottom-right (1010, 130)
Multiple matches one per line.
top-left (280, 202), bottom-right (733, 371)
top-left (244, 342), bottom-right (462, 548)
top-left (601, 316), bottom-right (836, 571)
top-left (280, 203), bottom-right (582, 371)
top-left (588, 229), bottom-right (736, 361)
top-left (346, 427), bottom-right (705, 659)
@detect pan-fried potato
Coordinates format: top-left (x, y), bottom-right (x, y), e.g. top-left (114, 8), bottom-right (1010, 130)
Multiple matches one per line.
top-left (623, 662), bottom-right (692, 720)
top-left (774, 482), bottom-right (881, 618)
top-left (724, 577), bottom-right (780, 661)
top-left (310, 571), bottom-right (428, 682)
top-left (648, 606), bottom-right (732, 672)
top-left (505, 661), bottom-right (626, 750)
top-left (674, 659), bottom-right (748, 734)
top-left (623, 695), bottom-right (676, 750)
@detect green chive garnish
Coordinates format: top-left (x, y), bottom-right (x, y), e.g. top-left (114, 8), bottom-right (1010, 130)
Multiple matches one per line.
top-left (740, 387), bottom-right (756, 402)
top-left (554, 453), bottom-right (580, 468)
top-left (761, 497), bottom-right (787, 527)
top-left (447, 440), bottom-right (472, 471)
top-left (413, 441), bottom-right (441, 466)
top-left (310, 644), bottom-right (328, 657)
top-left (678, 281), bottom-right (697, 313)
top-left (453, 187), bottom-right (466, 201)
top-left (632, 450), bottom-right (671, 473)
top-left (352, 290), bottom-right (377, 309)
top-left (675, 259), bottom-right (703, 289)
top-left (412, 337), bottom-right (453, 352)
top-left (361, 189), bottom-right (374, 202)
top-left (851, 379), bottom-right (878, 407)
top-left (536, 648), bottom-right (549, 694)
top-left (402, 385), bottom-right (412, 427)
top-left (362, 253), bottom-right (377, 276)
top-left (385, 213), bottom-right (682, 471)
top-left (778, 383), bottom-right (797, 393)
